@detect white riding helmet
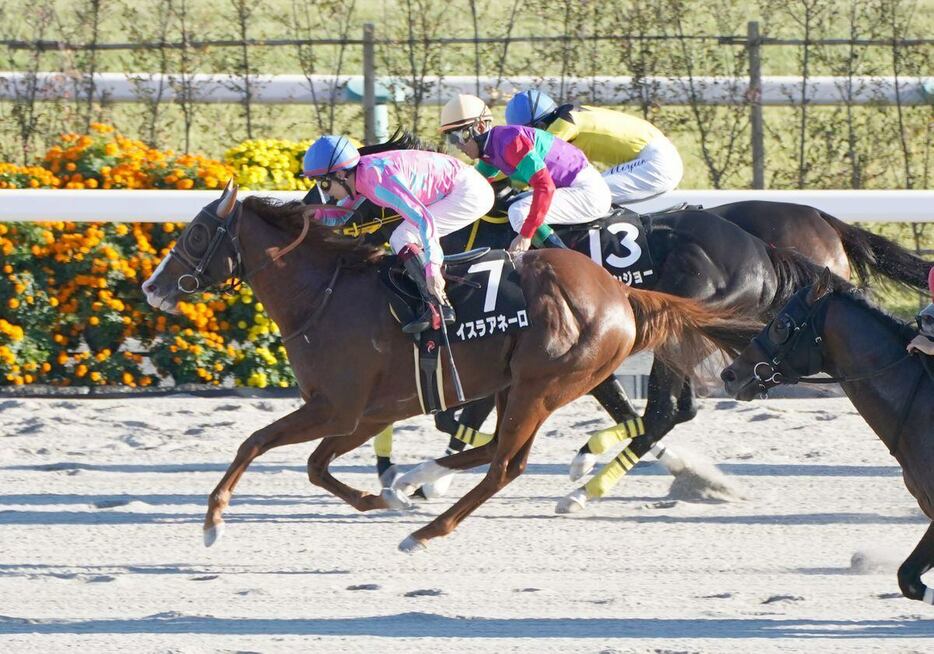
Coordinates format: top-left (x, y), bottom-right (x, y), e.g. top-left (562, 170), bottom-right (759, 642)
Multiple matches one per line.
top-left (439, 94), bottom-right (493, 133)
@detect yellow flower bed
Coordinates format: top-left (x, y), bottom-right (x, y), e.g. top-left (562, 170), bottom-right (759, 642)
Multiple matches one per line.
top-left (226, 138), bottom-right (316, 191)
top-left (0, 125), bottom-right (341, 387)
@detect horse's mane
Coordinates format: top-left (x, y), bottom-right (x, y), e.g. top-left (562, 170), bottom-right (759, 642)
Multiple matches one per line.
top-left (831, 283), bottom-right (916, 342)
top-left (763, 250), bottom-right (915, 341)
top-left (242, 196), bottom-right (386, 268)
top-left (766, 247), bottom-right (836, 317)
top-left (358, 128), bottom-right (442, 155)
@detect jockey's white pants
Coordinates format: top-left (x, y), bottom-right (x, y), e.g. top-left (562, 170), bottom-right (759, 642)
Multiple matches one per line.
top-left (602, 136), bottom-right (684, 204)
top-left (389, 164), bottom-right (494, 271)
top-left (507, 164), bottom-right (612, 233)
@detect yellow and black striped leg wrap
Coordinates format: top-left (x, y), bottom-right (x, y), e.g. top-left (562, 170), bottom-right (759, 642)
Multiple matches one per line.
top-left (452, 424), bottom-right (494, 448)
top-left (584, 446), bottom-right (642, 499)
top-left (586, 417), bottom-right (644, 455)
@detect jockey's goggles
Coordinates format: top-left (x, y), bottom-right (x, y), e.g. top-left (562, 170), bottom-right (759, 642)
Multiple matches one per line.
top-left (917, 313), bottom-right (934, 332)
top-left (313, 176), bottom-right (333, 193)
top-left (444, 127), bottom-right (475, 146)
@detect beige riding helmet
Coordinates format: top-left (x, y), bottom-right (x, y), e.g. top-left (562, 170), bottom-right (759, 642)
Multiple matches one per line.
top-left (439, 94), bottom-right (493, 133)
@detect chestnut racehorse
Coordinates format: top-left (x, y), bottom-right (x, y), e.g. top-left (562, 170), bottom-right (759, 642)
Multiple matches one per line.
top-left (142, 182), bottom-right (758, 552)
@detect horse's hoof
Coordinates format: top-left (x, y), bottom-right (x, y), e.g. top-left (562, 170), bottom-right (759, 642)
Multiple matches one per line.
top-left (924, 586), bottom-right (934, 605)
top-left (555, 488), bottom-right (588, 514)
top-left (381, 487), bottom-right (414, 510)
top-left (421, 472), bottom-right (456, 499)
top-left (392, 460), bottom-right (446, 496)
top-left (203, 522), bottom-right (225, 547)
top-left (569, 452), bottom-right (597, 482)
top-left (399, 535), bottom-right (428, 553)
top-left (651, 444), bottom-right (685, 475)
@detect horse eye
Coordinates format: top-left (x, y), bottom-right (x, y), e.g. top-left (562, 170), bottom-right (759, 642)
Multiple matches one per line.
top-left (771, 316), bottom-right (792, 343)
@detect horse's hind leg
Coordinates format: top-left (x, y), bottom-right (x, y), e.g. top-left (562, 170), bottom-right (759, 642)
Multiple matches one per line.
top-left (400, 389), bottom-right (544, 551)
top-left (391, 439), bottom-right (498, 496)
top-left (307, 424), bottom-right (398, 511)
top-left (569, 375), bottom-right (643, 481)
top-left (558, 364), bottom-right (687, 513)
top-left (436, 395), bottom-right (496, 452)
top-left (392, 393), bottom-right (503, 496)
top-left (416, 396), bottom-right (497, 498)
top-left (897, 521), bottom-right (934, 604)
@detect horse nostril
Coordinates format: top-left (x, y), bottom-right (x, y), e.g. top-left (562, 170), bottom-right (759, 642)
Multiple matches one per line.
top-left (721, 368), bottom-right (736, 383)
top-left (143, 282), bottom-right (156, 294)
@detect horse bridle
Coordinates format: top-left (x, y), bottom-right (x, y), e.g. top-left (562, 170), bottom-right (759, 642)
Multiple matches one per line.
top-left (169, 199), bottom-right (245, 295)
top-left (166, 198), bottom-right (357, 344)
top-left (751, 286), bottom-right (911, 390)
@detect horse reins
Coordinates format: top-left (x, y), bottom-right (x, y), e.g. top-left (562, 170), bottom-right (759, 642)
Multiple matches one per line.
top-left (753, 292), bottom-right (911, 387)
top-left (170, 200), bottom-right (359, 342)
top-left (280, 260), bottom-right (343, 345)
top-left (753, 289), bottom-right (922, 456)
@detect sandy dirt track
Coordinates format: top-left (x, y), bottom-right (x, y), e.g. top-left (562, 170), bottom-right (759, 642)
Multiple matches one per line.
top-left (0, 395), bottom-right (932, 653)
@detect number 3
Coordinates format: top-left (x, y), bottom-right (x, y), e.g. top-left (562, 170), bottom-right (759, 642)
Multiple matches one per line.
top-left (588, 223), bottom-right (642, 269)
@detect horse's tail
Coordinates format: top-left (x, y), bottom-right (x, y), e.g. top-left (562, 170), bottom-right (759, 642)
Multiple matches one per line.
top-left (817, 210), bottom-right (931, 289)
top-left (627, 287), bottom-right (762, 377)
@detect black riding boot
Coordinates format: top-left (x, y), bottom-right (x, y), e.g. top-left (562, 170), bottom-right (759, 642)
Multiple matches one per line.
top-left (400, 246), bottom-right (456, 334)
top-left (531, 224), bottom-right (569, 249)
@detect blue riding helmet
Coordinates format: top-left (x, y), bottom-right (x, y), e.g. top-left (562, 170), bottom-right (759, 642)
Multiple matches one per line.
top-left (505, 90), bottom-right (558, 126)
top-left (302, 135), bottom-right (360, 178)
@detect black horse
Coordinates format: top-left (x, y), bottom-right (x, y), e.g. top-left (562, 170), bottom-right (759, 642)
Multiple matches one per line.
top-left (721, 268), bottom-right (934, 606)
top-left (318, 132), bottom-right (932, 507)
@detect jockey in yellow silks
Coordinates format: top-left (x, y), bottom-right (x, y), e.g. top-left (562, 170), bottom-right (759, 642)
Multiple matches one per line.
top-left (504, 90), bottom-right (684, 205)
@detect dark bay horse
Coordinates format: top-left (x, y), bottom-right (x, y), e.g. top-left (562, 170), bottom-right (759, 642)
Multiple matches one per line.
top-left (334, 132), bottom-right (932, 508)
top-left (721, 268), bottom-right (934, 606)
top-left (141, 182), bottom-right (759, 551)
top-left (380, 202), bottom-right (928, 510)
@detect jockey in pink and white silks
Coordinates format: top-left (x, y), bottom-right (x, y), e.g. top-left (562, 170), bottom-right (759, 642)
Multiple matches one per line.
top-left (303, 135), bottom-right (494, 333)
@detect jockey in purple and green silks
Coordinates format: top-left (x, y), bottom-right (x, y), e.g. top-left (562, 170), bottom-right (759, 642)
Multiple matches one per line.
top-left (474, 125), bottom-right (588, 240)
top-left (303, 136), bottom-right (493, 333)
top-left (439, 94), bottom-right (611, 252)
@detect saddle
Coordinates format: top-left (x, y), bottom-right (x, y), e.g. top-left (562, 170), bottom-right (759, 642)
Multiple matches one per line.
top-left (378, 247), bottom-right (528, 414)
top-left (379, 247), bottom-right (491, 330)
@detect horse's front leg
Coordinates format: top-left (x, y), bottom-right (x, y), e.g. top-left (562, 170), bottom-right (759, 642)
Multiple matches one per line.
top-left (204, 395), bottom-right (349, 546)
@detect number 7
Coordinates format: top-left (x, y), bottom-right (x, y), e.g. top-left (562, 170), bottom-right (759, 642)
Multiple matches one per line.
top-left (467, 259), bottom-right (505, 312)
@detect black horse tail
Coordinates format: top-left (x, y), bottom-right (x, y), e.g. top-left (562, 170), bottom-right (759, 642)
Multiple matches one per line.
top-left (816, 211), bottom-right (931, 290)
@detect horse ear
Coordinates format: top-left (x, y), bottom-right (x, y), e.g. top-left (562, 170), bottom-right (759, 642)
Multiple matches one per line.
top-left (217, 178), bottom-right (239, 219)
top-left (808, 267), bottom-right (833, 304)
